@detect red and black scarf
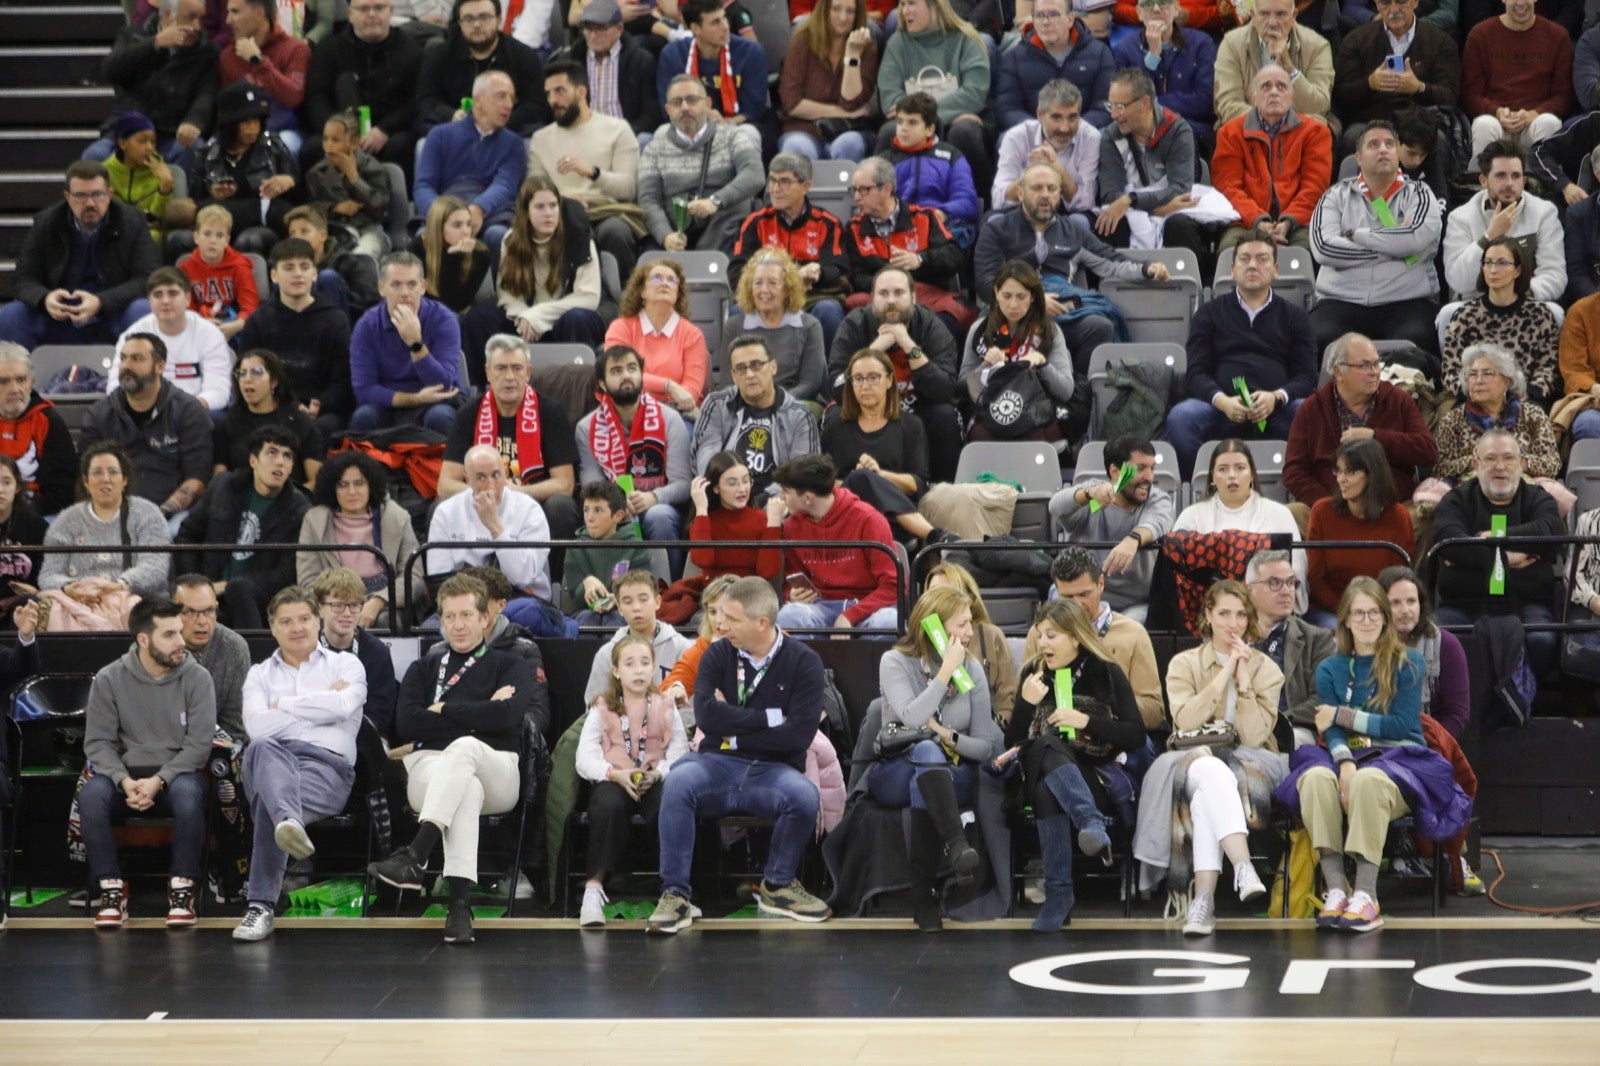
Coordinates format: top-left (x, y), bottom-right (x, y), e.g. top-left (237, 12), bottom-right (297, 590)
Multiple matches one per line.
top-left (475, 386), bottom-right (545, 484)
top-left (589, 392), bottom-right (669, 490)
top-left (689, 44), bottom-right (740, 116)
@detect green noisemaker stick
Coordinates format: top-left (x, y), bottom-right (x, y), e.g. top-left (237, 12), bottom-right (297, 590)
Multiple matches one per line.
top-left (1369, 194), bottom-right (1419, 264)
top-left (922, 614), bottom-right (973, 694)
top-left (1090, 462), bottom-right (1138, 514)
top-left (1054, 668), bottom-right (1076, 740)
top-left (1234, 375), bottom-right (1267, 432)
top-left (1489, 514), bottom-right (1507, 596)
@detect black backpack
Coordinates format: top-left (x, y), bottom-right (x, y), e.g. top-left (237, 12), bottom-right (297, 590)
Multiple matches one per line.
top-left (973, 361), bottom-right (1057, 439)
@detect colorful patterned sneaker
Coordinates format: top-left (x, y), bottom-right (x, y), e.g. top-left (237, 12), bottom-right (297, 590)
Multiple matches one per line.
top-left (756, 880), bottom-right (831, 923)
top-left (1316, 889), bottom-right (1349, 931)
top-left (94, 881), bottom-right (128, 930)
top-left (1234, 860), bottom-right (1266, 903)
top-left (1457, 857), bottom-right (1486, 896)
top-left (1339, 891), bottom-right (1384, 933)
top-left (580, 884), bottom-right (608, 928)
top-left (646, 892), bottom-right (695, 935)
top-left (166, 878), bottom-right (198, 927)
top-left (232, 904), bottom-right (275, 942)
top-left (1182, 894), bottom-right (1216, 936)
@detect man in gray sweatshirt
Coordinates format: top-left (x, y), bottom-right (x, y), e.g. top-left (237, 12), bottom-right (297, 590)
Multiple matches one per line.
top-left (79, 597), bottom-right (218, 929)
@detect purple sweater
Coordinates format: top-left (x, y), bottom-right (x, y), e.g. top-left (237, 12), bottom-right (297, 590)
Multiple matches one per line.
top-left (1426, 627), bottom-right (1471, 741)
top-left (349, 296), bottom-right (461, 409)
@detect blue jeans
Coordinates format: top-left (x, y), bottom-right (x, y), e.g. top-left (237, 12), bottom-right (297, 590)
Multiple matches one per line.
top-left (501, 595), bottom-right (579, 638)
top-left (349, 400), bottom-right (459, 435)
top-left (241, 737), bottom-right (354, 906)
top-left (639, 502), bottom-right (684, 579)
top-left (776, 129), bottom-right (870, 163)
top-left (0, 298), bottom-right (149, 349)
top-left (1164, 397), bottom-right (1302, 480)
top-left (776, 598), bottom-right (898, 634)
top-left (867, 739), bottom-right (976, 809)
top-left (77, 769), bottom-right (207, 883)
top-left (1572, 409), bottom-right (1600, 442)
top-left (808, 298), bottom-right (845, 354)
top-left (657, 751), bottom-right (820, 898)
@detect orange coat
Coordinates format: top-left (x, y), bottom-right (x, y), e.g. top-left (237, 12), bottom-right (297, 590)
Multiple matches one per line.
top-left (1211, 109), bottom-right (1333, 229)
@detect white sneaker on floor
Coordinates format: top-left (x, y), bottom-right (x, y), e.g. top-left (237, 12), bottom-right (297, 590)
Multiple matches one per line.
top-left (580, 884), bottom-right (608, 928)
top-left (1182, 894), bottom-right (1216, 937)
top-left (1234, 860), bottom-right (1266, 903)
top-left (233, 904), bottom-right (275, 942)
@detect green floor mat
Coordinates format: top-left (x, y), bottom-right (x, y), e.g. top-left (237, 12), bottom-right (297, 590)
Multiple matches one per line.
top-left (602, 899), bottom-right (655, 921)
top-left (421, 904), bottom-right (506, 919)
top-left (8, 887), bottom-right (69, 908)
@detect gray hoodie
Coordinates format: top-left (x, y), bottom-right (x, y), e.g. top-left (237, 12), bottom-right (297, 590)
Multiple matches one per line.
top-left (83, 645), bottom-right (217, 787)
top-left (583, 621), bottom-right (692, 719)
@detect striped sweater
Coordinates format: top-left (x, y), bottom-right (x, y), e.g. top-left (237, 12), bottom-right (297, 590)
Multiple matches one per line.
top-left (1310, 174), bottom-right (1442, 305)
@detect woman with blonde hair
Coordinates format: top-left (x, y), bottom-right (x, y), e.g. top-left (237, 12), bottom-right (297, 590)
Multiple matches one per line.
top-left (409, 194), bottom-right (488, 315)
top-left (660, 573), bottom-right (741, 727)
top-left (876, 0), bottom-right (994, 194)
top-left (721, 248), bottom-right (827, 403)
top-left (1006, 597), bottom-right (1145, 930)
top-left (923, 561), bottom-right (1018, 723)
top-left (603, 258), bottom-right (707, 418)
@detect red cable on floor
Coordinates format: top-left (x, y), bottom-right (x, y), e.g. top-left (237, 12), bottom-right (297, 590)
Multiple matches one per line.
top-left (1481, 849), bottom-right (1600, 917)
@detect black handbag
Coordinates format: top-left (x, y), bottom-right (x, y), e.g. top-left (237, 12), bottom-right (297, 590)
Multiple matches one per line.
top-left (972, 360), bottom-right (1057, 439)
top-left (874, 721), bottom-right (936, 759)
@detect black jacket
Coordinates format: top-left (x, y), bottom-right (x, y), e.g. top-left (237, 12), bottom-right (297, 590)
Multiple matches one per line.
top-left (102, 12), bottom-right (220, 138)
top-left (1433, 478), bottom-right (1564, 616)
top-left (12, 200), bottom-right (158, 319)
top-left (415, 31), bottom-right (550, 136)
top-left (487, 615), bottom-right (552, 738)
top-left (1565, 195), bottom-right (1600, 303)
top-left (80, 383), bottom-right (213, 507)
top-left (236, 296), bottom-right (354, 417)
top-left (396, 642), bottom-right (532, 753)
top-left (547, 37), bottom-right (661, 136)
top-left (827, 304), bottom-right (960, 405)
top-left (335, 627), bottom-right (400, 742)
top-left (303, 25), bottom-right (424, 136)
top-left (175, 468), bottom-right (311, 592)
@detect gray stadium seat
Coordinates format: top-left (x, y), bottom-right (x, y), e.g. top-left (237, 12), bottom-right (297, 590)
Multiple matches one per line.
top-left (1085, 341), bottom-right (1185, 439)
top-left (809, 160), bottom-right (855, 222)
top-left (381, 162), bottom-right (411, 253)
top-left (1212, 244), bottom-right (1317, 311)
top-left (1568, 438), bottom-right (1600, 517)
top-left (1099, 248), bottom-right (1202, 345)
top-left (527, 344), bottom-right (593, 371)
top-left (1190, 439), bottom-right (1290, 505)
top-left (954, 440), bottom-right (1063, 494)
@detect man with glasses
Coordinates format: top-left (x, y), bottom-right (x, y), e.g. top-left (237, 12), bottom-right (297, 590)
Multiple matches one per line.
top-left (0, 161), bottom-right (158, 349)
top-left (658, 0), bottom-right (772, 155)
top-left (0, 343), bottom-right (77, 517)
top-left (416, 0), bottom-right (549, 140)
top-left (236, 238), bottom-right (354, 437)
top-left (1441, 140), bottom-right (1564, 303)
top-left (993, 80), bottom-right (1101, 217)
top-left (637, 73), bottom-right (764, 252)
top-left (730, 153), bottom-right (849, 344)
top-left (1111, 0), bottom-right (1218, 155)
top-left (547, 0), bottom-right (661, 143)
top-left (1308, 121), bottom-right (1443, 359)
top-left (1284, 332), bottom-right (1436, 509)
top-left (997, 0), bottom-right (1116, 131)
top-left (439, 333), bottom-right (581, 548)
top-left (1213, 63), bottom-right (1334, 255)
top-left (1332, 0), bottom-right (1460, 154)
top-left (840, 158), bottom-right (969, 339)
top-left (690, 334), bottom-right (821, 499)
top-left (172, 574), bottom-right (252, 743)
top-left (1432, 428), bottom-right (1564, 682)
top-left (1214, 0), bottom-right (1334, 130)
top-left (302, 0), bottom-right (424, 170)
top-left (312, 566), bottom-right (400, 739)
top-left (1245, 548), bottom-right (1332, 749)
top-left (111, 267), bottom-right (235, 416)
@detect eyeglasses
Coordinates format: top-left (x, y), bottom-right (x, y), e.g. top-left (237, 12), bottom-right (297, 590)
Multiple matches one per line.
top-left (1106, 98), bottom-right (1144, 113)
top-left (349, 2), bottom-right (389, 13)
top-left (235, 365), bottom-right (268, 380)
top-left (68, 190), bottom-right (109, 203)
top-left (321, 601), bottom-right (363, 614)
top-left (731, 359), bottom-right (769, 376)
top-left (767, 176), bottom-right (802, 189)
top-left (458, 11), bottom-right (496, 22)
top-left (647, 272), bottom-right (680, 286)
top-left (1252, 577), bottom-right (1300, 592)
top-left (1481, 258), bottom-right (1518, 270)
top-left (1343, 359), bottom-right (1381, 372)
top-left (1465, 368), bottom-right (1503, 380)
top-left (850, 373), bottom-right (887, 386)
top-left (179, 607), bottom-right (218, 620)
top-left (1033, 9), bottom-right (1065, 19)
top-left (1349, 608), bottom-right (1385, 622)
top-left (665, 95), bottom-right (705, 108)
top-left (849, 182), bottom-right (884, 196)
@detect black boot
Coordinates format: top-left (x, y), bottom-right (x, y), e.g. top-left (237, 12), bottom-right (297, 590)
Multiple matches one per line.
top-left (918, 769), bottom-right (980, 885)
top-left (906, 809), bottom-right (945, 933)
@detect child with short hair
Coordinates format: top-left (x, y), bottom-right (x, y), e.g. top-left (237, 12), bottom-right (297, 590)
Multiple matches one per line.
top-left (179, 204), bottom-right (260, 339)
top-left (581, 569), bottom-right (691, 709)
top-left (284, 203), bottom-right (380, 322)
top-left (574, 633), bottom-right (690, 928)
top-left (305, 112), bottom-right (391, 258)
top-left (883, 91), bottom-right (980, 248)
top-left (566, 480), bottom-right (654, 627)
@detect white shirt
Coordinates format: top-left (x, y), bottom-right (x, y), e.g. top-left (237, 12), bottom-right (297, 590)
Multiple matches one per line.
top-left (112, 310), bottom-right (234, 411)
top-left (426, 488), bottom-right (553, 599)
top-left (1385, 19), bottom-right (1416, 55)
top-left (640, 311), bottom-right (682, 338)
top-left (241, 645), bottom-right (368, 764)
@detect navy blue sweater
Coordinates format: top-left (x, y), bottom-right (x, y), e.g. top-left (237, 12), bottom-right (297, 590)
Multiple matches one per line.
top-left (693, 635), bottom-right (823, 772)
top-left (396, 643), bottom-right (532, 753)
top-left (1184, 293), bottom-right (1319, 405)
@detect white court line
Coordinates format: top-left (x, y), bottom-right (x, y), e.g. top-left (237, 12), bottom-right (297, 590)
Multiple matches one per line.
top-left (144, 1012), bottom-right (167, 1021)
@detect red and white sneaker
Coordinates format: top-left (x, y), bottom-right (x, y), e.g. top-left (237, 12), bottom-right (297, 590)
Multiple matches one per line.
top-left (94, 880), bottom-right (129, 929)
top-left (166, 878), bottom-right (198, 928)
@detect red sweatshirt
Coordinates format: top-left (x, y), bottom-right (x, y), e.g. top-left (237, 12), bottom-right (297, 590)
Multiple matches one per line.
top-left (688, 506), bottom-right (782, 580)
top-left (781, 486), bottom-right (899, 625)
top-left (217, 23), bottom-right (311, 109)
top-left (180, 245), bottom-right (260, 324)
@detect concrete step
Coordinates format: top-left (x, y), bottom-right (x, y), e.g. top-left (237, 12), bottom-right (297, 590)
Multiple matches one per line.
top-left (0, 129), bottom-right (99, 170)
top-left (0, 86), bottom-right (115, 127)
top-left (0, 261), bottom-right (15, 303)
top-left (0, 4), bottom-right (124, 42)
top-left (0, 217), bottom-right (34, 261)
top-left (0, 173), bottom-right (61, 214)
top-left (0, 45), bottom-right (108, 87)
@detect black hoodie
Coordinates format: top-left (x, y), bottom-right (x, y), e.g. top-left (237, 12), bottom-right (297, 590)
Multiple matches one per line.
top-left (236, 295), bottom-right (354, 418)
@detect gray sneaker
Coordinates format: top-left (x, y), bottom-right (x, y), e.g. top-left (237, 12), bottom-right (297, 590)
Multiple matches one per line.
top-left (646, 891), bottom-right (695, 935)
top-left (232, 904), bottom-right (275, 942)
top-left (756, 880), bottom-right (831, 923)
top-left (274, 819), bottom-right (315, 861)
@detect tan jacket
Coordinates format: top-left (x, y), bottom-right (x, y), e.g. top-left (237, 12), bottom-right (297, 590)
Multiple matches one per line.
top-left (1103, 612), bottom-right (1166, 731)
top-left (1214, 23), bottom-right (1335, 126)
top-left (1166, 643), bottom-right (1284, 752)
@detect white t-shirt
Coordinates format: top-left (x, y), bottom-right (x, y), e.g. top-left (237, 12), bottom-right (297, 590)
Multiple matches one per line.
top-left (112, 311), bottom-right (234, 411)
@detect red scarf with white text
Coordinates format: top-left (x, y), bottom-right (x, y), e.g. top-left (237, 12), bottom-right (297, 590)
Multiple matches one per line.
top-left (475, 385), bottom-right (545, 484)
top-left (588, 391), bottom-right (669, 490)
top-left (689, 43), bottom-right (740, 116)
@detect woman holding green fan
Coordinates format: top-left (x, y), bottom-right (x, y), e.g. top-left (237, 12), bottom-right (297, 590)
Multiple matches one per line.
top-left (1005, 598), bottom-right (1145, 932)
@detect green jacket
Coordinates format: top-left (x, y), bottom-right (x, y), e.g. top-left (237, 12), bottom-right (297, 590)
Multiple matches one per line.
top-left (561, 522), bottom-right (653, 608)
top-left (105, 151), bottom-right (172, 241)
top-left (543, 711), bottom-right (587, 902)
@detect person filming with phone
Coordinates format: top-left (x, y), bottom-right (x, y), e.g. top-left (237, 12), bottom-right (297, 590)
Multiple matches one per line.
top-left (771, 453), bottom-right (899, 635)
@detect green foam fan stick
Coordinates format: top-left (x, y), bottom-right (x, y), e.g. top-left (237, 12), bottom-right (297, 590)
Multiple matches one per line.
top-left (615, 473), bottom-right (634, 495)
top-left (1234, 375), bottom-right (1267, 432)
top-left (922, 614), bottom-right (974, 694)
top-left (1090, 462), bottom-right (1138, 514)
top-left (1054, 668), bottom-right (1076, 740)
top-left (1489, 514), bottom-right (1507, 596)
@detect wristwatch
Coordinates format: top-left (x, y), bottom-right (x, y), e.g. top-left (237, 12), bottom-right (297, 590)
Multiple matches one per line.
top-left (709, 194), bottom-right (723, 208)
top-left (845, 56), bottom-right (861, 67)
top-left (409, 340), bottom-right (425, 354)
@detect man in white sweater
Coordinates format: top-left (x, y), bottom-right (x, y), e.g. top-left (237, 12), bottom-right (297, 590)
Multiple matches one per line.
top-left (111, 266), bottom-right (234, 416)
top-left (1441, 139), bottom-right (1566, 302)
top-left (233, 587), bottom-right (367, 942)
top-left (528, 57), bottom-right (643, 278)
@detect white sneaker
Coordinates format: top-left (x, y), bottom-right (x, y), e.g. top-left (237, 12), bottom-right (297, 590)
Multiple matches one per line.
top-left (1234, 860), bottom-right (1266, 903)
top-left (580, 884), bottom-right (608, 928)
top-left (273, 819), bottom-right (315, 861)
top-left (232, 904), bottom-right (275, 942)
top-left (1182, 894), bottom-right (1216, 936)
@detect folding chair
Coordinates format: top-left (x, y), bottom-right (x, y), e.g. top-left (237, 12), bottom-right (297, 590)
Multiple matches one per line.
top-left (1085, 340), bottom-right (1186, 438)
top-left (1190, 439), bottom-right (1290, 504)
top-left (1100, 248), bottom-right (1203, 344)
top-left (953, 440), bottom-right (1063, 494)
top-left (1568, 438), bottom-right (1600, 516)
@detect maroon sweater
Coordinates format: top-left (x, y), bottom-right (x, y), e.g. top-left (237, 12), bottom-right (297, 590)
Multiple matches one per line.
top-left (1306, 498), bottom-right (1416, 614)
top-left (1283, 380), bottom-right (1437, 505)
top-left (1462, 16), bottom-right (1575, 117)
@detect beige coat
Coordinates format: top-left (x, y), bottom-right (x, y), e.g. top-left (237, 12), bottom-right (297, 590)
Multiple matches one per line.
top-left (1214, 23), bottom-right (1335, 126)
top-left (297, 500), bottom-right (420, 606)
top-left (1165, 642), bottom-right (1284, 752)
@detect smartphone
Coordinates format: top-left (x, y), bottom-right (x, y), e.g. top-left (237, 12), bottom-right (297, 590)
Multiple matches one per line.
top-left (785, 572), bottom-right (817, 596)
top-left (1384, 54), bottom-right (1405, 73)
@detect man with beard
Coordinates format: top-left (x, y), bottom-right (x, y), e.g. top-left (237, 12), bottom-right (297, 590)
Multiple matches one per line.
top-left (0, 342), bottom-right (76, 517)
top-left (975, 162), bottom-right (1170, 383)
top-left (992, 80), bottom-right (1102, 219)
top-left (78, 598), bottom-right (217, 929)
top-left (1246, 548), bottom-right (1333, 748)
top-left (827, 267), bottom-right (963, 482)
top-left (171, 573), bottom-right (252, 742)
top-left (637, 74), bottom-right (763, 253)
top-left (574, 344), bottom-right (692, 550)
top-left (111, 267), bottom-right (234, 416)
top-left (1212, 63), bottom-right (1334, 255)
top-left (1169, 228), bottom-right (1317, 479)
top-left (175, 426), bottom-right (311, 628)
top-left (80, 332), bottom-right (213, 526)
top-left (1461, 0), bottom-right (1573, 165)
top-left (527, 57), bottom-right (643, 278)
top-left (546, 0), bottom-right (660, 142)
top-left (997, 0), bottom-right (1115, 131)
top-left (1049, 433), bottom-right (1172, 623)
top-left (841, 158), bottom-right (966, 337)
top-left (416, 0), bottom-right (548, 139)
top-left (1442, 140), bottom-right (1565, 302)
top-left (415, 71), bottom-right (527, 257)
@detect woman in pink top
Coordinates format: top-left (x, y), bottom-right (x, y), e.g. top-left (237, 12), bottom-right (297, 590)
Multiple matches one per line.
top-left (603, 259), bottom-right (708, 418)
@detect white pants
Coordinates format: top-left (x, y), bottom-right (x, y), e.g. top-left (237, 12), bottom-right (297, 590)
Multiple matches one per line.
top-left (1469, 113), bottom-right (1563, 169)
top-left (1185, 753), bottom-right (1249, 875)
top-left (404, 736), bottom-right (521, 882)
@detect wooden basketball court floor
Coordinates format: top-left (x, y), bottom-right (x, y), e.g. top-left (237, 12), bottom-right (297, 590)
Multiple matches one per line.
top-left (2, 916), bottom-right (1598, 1064)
